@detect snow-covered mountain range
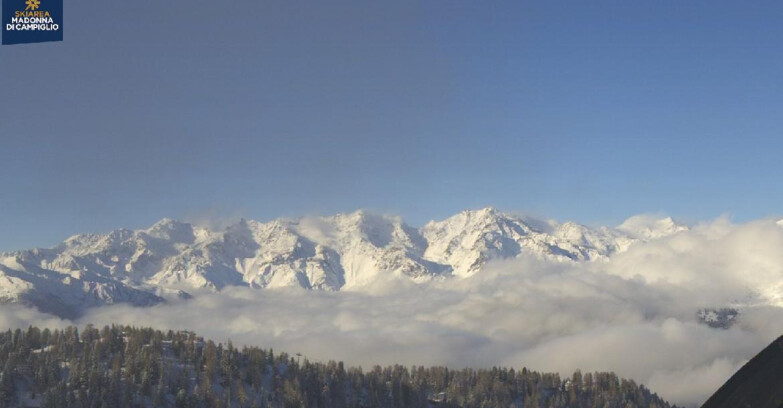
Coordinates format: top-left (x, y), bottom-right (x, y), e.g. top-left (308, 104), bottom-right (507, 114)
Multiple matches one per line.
top-left (0, 208), bottom-right (687, 318)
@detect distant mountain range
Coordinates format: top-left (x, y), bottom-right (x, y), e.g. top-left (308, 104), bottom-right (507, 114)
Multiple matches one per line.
top-left (0, 207), bottom-right (688, 318)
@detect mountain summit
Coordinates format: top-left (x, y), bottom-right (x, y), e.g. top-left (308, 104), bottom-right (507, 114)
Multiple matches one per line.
top-left (0, 208), bottom-right (687, 317)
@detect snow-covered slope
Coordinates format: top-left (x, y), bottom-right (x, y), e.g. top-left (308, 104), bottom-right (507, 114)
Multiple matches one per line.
top-left (421, 207), bottom-right (638, 276)
top-left (0, 253), bottom-right (163, 319)
top-left (0, 208), bottom-right (687, 317)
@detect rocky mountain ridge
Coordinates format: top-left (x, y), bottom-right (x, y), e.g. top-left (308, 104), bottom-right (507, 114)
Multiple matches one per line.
top-left (0, 207), bottom-right (687, 317)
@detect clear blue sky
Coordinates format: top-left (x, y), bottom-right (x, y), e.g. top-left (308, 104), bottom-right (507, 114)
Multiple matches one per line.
top-left (2, 1), bottom-right (783, 251)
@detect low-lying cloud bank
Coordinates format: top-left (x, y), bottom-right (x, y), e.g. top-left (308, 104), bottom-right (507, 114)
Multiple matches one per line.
top-left (6, 216), bottom-right (783, 407)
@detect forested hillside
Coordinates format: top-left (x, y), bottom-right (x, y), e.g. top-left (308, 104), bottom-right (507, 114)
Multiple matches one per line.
top-left (0, 325), bottom-right (675, 408)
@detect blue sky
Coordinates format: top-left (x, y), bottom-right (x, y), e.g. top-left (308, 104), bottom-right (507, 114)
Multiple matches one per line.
top-left (2, 0), bottom-right (783, 251)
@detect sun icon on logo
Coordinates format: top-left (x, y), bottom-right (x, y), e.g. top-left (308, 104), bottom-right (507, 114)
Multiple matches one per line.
top-left (25, 0), bottom-right (40, 11)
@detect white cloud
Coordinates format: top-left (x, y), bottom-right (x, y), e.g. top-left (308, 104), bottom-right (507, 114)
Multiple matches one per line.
top-left (647, 358), bottom-right (746, 408)
top-left (0, 304), bottom-right (68, 331)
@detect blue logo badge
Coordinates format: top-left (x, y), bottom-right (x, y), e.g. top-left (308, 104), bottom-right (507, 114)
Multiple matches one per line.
top-left (2, 0), bottom-right (62, 45)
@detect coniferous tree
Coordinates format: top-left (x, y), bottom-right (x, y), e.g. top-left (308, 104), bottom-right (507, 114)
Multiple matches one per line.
top-left (0, 325), bottom-right (677, 408)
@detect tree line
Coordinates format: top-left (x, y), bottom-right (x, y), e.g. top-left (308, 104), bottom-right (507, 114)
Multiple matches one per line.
top-left (0, 325), bottom-right (676, 408)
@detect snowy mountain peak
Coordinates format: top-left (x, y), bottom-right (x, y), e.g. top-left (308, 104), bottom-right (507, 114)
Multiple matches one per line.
top-left (617, 214), bottom-right (688, 239)
top-left (0, 209), bottom-right (688, 317)
top-left (145, 218), bottom-right (196, 243)
top-left (458, 206), bottom-right (505, 222)
top-left (466, 206), bottom-right (501, 217)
